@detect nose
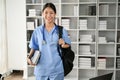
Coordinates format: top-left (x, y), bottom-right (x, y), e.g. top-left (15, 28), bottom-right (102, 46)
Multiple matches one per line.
top-left (47, 13), bottom-right (51, 17)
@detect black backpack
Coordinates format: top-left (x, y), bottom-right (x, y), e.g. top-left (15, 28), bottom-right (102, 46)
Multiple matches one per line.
top-left (58, 26), bottom-right (75, 76)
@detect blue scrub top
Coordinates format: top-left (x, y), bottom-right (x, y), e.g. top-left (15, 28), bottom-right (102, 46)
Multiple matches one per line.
top-left (29, 24), bottom-right (71, 76)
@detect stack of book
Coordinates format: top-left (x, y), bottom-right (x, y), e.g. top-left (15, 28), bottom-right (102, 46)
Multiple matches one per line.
top-left (99, 4), bottom-right (109, 15)
top-left (79, 19), bottom-right (87, 30)
top-left (61, 19), bottom-right (70, 30)
top-left (27, 22), bottom-right (35, 30)
top-left (99, 37), bottom-right (107, 43)
top-left (97, 57), bottom-right (106, 69)
top-left (28, 9), bottom-right (36, 16)
top-left (78, 57), bottom-right (92, 68)
top-left (79, 45), bottom-right (91, 55)
top-left (99, 20), bottom-right (107, 30)
top-left (116, 58), bottom-right (120, 69)
top-left (80, 35), bottom-right (93, 42)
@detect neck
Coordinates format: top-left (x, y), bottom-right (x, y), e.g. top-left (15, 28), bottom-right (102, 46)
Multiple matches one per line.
top-left (45, 23), bottom-right (55, 32)
top-left (45, 23), bottom-right (54, 28)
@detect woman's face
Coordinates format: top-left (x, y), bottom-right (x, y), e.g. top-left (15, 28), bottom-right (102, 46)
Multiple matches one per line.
top-left (42, 7), bottom-right (56, 24)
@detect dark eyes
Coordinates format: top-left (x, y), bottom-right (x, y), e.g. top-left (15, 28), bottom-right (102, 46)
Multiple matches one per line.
top-left (44, 11), bottom-right (54, 14)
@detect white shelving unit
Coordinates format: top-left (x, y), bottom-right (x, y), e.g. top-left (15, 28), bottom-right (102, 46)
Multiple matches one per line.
top-left (26, 0), bottom-right (120, 80)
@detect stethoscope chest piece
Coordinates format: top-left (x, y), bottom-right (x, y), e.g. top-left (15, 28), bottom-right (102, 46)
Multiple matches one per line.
top-left (42, 40), bottom-right (46, 45)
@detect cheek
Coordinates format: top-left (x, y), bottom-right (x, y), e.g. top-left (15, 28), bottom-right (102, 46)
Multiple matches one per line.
top-left (42, 13), bottom-right (47, 17)
top-left (51, 14), bottom-right (56, 18)
top-left (42, 15), bottom-right (47, 20)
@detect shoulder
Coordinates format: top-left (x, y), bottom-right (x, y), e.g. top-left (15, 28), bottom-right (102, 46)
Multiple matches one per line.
top-left (62, 26), bottom-right (68, 34)
top-left (35, 25), bottom-right (43, 31)
top-left (31, 25), bottom-right (44, 37)
top-left (57, 25), bottom-right (67, 32)
top-left (33, 25), bottom-right (44, 33)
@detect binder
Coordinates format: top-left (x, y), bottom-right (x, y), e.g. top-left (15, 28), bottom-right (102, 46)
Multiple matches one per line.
top-left (31, 50), bottom-right (40, 65)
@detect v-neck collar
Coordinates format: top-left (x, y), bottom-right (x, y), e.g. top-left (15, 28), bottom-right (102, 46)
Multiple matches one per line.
top-left (42, 24), bottom-right (58, 43)
top-left (44, 25), bottom-right (56, 34)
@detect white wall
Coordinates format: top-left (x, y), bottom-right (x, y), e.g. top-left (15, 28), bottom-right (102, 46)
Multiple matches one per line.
top-left (6, 0), bottom-right (27, 71)
top-left (0, 0), bottom-right (8, 74)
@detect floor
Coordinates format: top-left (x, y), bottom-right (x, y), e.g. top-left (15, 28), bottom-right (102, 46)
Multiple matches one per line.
top-left (3, 70), bottom-right (35, 80)
top-left (4, 70), bottom-right (23, 80)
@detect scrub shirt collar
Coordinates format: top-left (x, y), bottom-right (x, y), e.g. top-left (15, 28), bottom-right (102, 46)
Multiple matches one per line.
top-left (42, 23), bottom-right (58, 44)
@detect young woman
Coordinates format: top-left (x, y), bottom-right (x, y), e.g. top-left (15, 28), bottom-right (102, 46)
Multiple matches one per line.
top-left (27, 3), bottom-right (71, 80)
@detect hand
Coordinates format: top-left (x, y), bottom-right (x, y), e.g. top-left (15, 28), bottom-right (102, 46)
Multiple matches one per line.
top-left (27, 57), bottom-right (35, 66)
top-left (59, 38), bottom-right (65, 46)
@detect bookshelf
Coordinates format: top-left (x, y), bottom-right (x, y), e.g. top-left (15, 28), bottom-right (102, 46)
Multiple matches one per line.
top-left (26, 0), bottom-right (120, 80)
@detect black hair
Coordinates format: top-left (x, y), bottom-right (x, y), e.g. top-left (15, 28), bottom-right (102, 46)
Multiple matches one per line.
top-left (42, 3), bottom-right (56, 13)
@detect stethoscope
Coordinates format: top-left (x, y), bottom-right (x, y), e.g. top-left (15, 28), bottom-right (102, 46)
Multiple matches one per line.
top-left (42, 24), bottom-right (58, 45)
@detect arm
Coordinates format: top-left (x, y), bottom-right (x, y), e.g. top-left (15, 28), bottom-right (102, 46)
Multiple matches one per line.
top-left (62, 43), bottom-right (70, 48)
top-left (27, 29), bottom-right (39, 65)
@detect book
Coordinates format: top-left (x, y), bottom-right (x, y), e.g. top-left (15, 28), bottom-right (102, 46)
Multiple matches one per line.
top-left (79, 19), bottom-right (87, 30)
top-left (88, 6), bottom-right (96, 15)
top-left (61, 19), bottom-right (70, 30)
top-left (97, 57), bottom-right (106, 69)
top-left (34, 18), bottom-right (39, 28)
top-left (28, 9), bottom-right (36, 16)
top-left (99, 4), bottom-right (109, 15)
top-left (27, 22), bottom-right (35, 30)
top-left (99, 37), bottom-right (107, 43)
top-left (80, 35), bottom-right (93, 42)
top-left (31, 50), bottom-right (40, 65)
top-left (74, 5), bottom-right (78, 16)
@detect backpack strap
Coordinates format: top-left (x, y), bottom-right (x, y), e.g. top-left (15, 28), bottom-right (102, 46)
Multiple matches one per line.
top-left (58, 25), bottom-right (63, 39)
top-left (57, 25), bottom-right (63, 58)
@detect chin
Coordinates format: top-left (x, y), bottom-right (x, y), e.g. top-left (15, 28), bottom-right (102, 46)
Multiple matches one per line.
top-left (47, 21), bottom-right (54, 23)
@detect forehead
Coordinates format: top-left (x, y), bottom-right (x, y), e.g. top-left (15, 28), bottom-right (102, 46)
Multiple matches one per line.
top-left (43, 7), bottom-right (55, 12)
